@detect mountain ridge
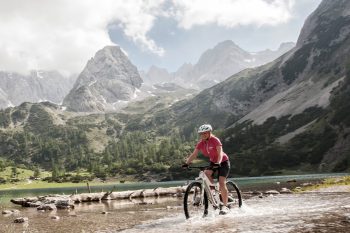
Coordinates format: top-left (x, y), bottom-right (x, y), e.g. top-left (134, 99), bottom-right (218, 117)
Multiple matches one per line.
top-left (0, 71), bottom-right (76, 110)
top-left (141, 41), bottom-right (295, 89)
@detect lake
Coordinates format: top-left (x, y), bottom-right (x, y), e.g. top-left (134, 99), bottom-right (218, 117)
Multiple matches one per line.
top-left (1, 173), bottom-right (347, 207)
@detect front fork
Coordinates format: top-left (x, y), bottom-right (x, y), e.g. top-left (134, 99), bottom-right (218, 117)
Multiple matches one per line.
top-left (205, 183), bottom-right (223, 210)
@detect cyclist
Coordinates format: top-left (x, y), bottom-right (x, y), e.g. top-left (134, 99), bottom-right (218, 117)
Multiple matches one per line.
top-left (183, 124), bottom-right (231, 215)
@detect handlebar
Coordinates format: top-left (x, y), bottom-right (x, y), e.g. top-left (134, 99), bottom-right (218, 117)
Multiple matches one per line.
top-left (184, 166), bottom-right (211, 171)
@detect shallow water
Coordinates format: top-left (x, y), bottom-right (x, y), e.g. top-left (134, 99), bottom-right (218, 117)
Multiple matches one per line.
top-left (121, 192), bottom-right (350, 233)
top-left (0, 197), bottom-right (182, 233)
top-left (1, 192), bottom-right (349, 233)
top-left (1, 173), bottom-right (349, 232)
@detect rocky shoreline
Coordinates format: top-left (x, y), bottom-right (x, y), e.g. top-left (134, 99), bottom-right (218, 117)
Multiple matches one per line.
top-left (6, 186), bottom-right (184, 210)
top-left (7, 179), bottom-right (310, 211)
top-left (2, 176), bottom-right (349, 228)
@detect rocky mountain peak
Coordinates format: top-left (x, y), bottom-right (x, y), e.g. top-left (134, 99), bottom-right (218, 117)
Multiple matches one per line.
top-left (63, 46), bottom-right (143, 112)
top-left (198, 40), bottom-right (250, 65)
top-left (215, 40), bottom-right (244, 51)
top-left (141, 65), bottom-right (172, 85)
top-left (297, 0), bottom-right (350, 47)
top-left (74, 46), bottom-right (142, 89)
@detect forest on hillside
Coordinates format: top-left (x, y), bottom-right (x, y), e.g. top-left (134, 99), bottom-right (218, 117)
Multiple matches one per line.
top-left (0, 63), bottom-right (349, 183)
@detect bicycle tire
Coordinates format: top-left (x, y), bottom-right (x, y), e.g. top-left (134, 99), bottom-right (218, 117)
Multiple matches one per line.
top-left (183, 181), bottom-right (209, 219)
top-left (226, 181), bottom-right (242, 208)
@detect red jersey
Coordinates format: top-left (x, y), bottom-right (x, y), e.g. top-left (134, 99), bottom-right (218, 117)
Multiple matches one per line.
top-left (195, 136), bottom-right (229, 163)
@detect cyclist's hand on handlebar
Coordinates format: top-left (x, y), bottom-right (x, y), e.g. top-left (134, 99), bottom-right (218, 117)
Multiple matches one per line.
top-left (182, 163), bottom-right (189, 169)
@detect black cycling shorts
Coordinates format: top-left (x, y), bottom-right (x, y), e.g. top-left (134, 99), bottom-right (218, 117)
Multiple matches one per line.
top-left (209, 160), bottom-right (230, 178)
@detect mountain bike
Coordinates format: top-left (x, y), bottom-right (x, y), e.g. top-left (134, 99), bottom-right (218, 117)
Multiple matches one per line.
top-left (183, 166), bottom-right (242, 219)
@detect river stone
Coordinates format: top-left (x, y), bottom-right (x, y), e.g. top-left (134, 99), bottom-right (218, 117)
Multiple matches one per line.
top-left (334, 178), bottom-right (345, 183)
top-left (55, 200), bottom-right (75, 209)
top-left (25, 197), bottom-right (39, 203)
top-left (37, 204), bottom-right (57, 211)
top-left (2, 210), bottom-right (12, 215)
top-left (251, 191), bottom-right (262, 195)
top-left (4, 209), bottom-right (21, 215)
top-left (51, 216), bottom-right (60, 220)
top-left (14, 217), bottom-right (29, 223)
top-left (301, 182), bottom-right (312, 187)
top-left (280, 188), bottom-right (292, 194)
top-left (29, 201), bottom-right (43, 207)
top-left (264, 190), bottom-right (280, 195)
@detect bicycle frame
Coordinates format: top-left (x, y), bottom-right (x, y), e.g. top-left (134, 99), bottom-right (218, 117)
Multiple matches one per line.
top-left (195, 170), bottom-right (222, 209)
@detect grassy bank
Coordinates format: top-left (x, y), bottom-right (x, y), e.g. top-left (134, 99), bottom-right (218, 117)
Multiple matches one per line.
top-left (0, 166), bottom-right (135, 190)
top-left (0, 179), bottom-right (131, 190)
top-left (0, 167), bottom-right (51, 180)
top-left (296, 176), bottom-right (350, 192)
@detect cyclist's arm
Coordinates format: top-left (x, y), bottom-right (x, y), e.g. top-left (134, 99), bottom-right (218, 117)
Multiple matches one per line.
top-left (216, 145), bottom-right (223, 164)
top-left (185, 149), bottom-right (199, 164)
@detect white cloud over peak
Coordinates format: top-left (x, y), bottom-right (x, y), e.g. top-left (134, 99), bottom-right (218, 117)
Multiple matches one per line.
top-left (0, 0), bottom-right (165, 75)
top-left (172, 0), bottom-right (295, 29)
top-left (0, 0), bottom-right (297, 75)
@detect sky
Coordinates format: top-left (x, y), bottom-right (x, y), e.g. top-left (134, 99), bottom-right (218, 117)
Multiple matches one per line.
top-left (0, 0), bottom-right (322, 76)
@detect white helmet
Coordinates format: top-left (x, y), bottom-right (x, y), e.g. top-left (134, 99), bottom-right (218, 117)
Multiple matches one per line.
top-left (197, 124), bottom-right (213, 133)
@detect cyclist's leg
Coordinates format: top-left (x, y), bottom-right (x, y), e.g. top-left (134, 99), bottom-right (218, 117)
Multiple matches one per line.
top-left (218, 161), bottom-right (230, 206)
top-left (219, 176), bottom-right (228, 206)
top-left (204, 169), bottom-right (214, 184)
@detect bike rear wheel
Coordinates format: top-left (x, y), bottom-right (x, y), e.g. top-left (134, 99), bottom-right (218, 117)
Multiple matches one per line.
top-left (183, 181), bottom-right (208, 219)
top-left (226, 181), bottom-right (242, 208)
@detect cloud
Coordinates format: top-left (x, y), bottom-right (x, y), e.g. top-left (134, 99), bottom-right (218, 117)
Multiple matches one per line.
top-left (0, 0), bottom-right (165, 75)
top-left (0, 0), bottom-right (296, 75)
top-left (172, 0), bottom-right (295, 29)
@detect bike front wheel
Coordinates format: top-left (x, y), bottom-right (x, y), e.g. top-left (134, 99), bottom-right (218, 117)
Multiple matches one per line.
top-left (226, 181), bottom-right (242, 208)
top-left (183, 181), bottom-right (208, 219)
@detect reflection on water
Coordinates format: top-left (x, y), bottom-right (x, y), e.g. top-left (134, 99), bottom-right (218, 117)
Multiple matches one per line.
top-left (1, 193), bottom-right (349, 233)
